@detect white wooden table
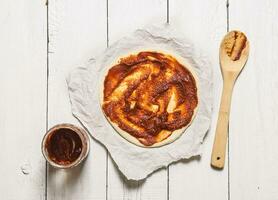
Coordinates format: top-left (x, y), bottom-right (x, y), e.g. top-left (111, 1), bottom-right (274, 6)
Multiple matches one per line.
top-left (1, 0), bottom-right (278, 199)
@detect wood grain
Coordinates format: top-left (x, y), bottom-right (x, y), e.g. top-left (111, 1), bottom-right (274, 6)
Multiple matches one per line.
top-left (107, 0), bottom-right (168, 199)
top-left (2, 0), bottom-right (278, 199)
top-left (211, 31), bottom-right (249, 169)
top-left (169, 0), bottom-right (229, 199)
top-left (211, 80), bottom-right (235, 168)
top-left (47, 0), bottom-right (107, 199)
top-left (0, 1), bottom-right (47, 199)
top-left (229, 0), bottom-right (278, 199)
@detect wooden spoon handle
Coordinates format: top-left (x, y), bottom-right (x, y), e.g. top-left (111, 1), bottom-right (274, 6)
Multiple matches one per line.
top-left (211, 79), bottom-right (235, 169)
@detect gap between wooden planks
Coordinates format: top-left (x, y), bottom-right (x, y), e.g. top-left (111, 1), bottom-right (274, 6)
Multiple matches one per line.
top-left (46, 0), bottom-right (229, 200)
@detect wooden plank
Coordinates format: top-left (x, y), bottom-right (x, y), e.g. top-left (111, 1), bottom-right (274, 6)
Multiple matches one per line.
top-left (47, 0), bottom-right (107, 199)
top-left (169, 0), bottom-right (229, 199)
top-left (107, 0), bottom-right (168, 199)
top-left (0, 1), bottom-right (47, 199)
top-left (229, 1), bottom-right (278, 199)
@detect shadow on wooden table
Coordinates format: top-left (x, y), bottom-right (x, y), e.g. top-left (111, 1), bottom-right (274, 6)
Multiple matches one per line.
top-left (111, 154), bottom-right (201, 189)
top-left (47, 160), bottom-right (86, 191)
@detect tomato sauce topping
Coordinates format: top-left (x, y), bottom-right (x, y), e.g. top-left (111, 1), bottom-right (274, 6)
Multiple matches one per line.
top-left (102, 51), bottom-right (198, 146)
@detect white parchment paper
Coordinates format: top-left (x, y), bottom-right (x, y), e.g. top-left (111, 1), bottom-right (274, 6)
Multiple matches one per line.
top-left (67, 24), bottom-right (213, 180)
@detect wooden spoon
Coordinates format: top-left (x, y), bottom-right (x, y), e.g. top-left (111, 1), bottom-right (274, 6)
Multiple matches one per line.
top-left (211, 30), bottom-right (249, 169)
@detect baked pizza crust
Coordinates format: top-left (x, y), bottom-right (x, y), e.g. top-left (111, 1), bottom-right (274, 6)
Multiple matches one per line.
top-left (99, 50), bottom-right (199, 148)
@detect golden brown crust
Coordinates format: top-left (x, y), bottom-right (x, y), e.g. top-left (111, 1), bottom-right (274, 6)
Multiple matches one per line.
top-left (102, 51), bottom-right (198, 146)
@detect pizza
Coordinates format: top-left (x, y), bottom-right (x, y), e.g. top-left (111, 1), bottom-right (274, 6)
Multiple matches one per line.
top-left (101, 51), bottom-right (199, 147)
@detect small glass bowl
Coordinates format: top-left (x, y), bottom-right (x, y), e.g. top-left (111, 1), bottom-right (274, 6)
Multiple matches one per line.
top-left (42, 123), bottom-right (90, 169)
